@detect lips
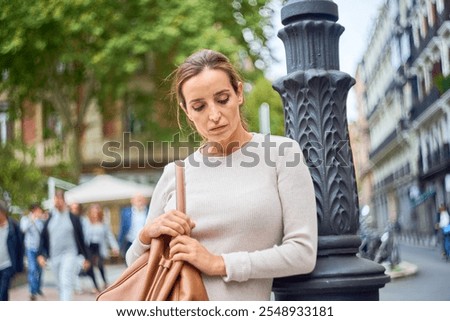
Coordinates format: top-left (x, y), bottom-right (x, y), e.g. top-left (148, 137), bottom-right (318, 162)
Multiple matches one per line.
top-left (209, 125), bottom-right (227, 132)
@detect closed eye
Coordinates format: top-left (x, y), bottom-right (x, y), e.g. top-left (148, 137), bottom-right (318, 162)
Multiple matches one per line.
top-left (217, 97), bottom-right (229, 105)
top-left (193, 104), bottom-right (205, 112)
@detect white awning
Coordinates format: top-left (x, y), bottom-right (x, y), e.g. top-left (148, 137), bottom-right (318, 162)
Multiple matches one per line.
top-left (64, 175), bottom-right (154, 204)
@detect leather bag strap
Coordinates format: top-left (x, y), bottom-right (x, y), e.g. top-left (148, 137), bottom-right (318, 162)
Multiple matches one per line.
top-left (145, 160), bottom-right (186, 300)
top-left (175, 160), bottom-right (186, 214)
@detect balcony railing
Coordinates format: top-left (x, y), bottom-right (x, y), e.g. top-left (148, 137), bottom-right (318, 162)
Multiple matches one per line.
top-left (419, 143), bottom-right (450, 179)
top-left (369, 129), bottom-right (397, 160)
top-left (409, 86), bottom-right (440, 121)
top-left (409, 5), bottom-right (450, 63)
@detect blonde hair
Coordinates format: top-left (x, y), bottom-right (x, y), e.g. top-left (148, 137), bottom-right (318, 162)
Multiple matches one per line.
top-left (170, 49), bottom-right (248, 132)
top-left (88, 203), bottom-right (104, 223)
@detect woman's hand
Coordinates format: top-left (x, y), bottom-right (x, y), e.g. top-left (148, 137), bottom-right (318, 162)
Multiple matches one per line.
top-left (138, 210), bottom-right (195, 245)
top-left (169, 235), bottom-right (226, 276)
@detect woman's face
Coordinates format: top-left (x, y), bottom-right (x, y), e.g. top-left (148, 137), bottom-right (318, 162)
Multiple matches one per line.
top-left (90, 206), bottom-right (101, 222)
top-left (181, 68), bottom-right (244, 148)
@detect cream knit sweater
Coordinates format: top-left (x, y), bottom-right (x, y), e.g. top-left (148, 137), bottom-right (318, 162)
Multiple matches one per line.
top-left (126, 133), bottom-right (318, 300)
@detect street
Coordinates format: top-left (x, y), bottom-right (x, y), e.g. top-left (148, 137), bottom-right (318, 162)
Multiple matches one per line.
top-left (9, 262), bottom-right (127, 301)
top-left (9, 242), bottom-right (450, 301)
top-left (380, 243), bottom-right (450, 300)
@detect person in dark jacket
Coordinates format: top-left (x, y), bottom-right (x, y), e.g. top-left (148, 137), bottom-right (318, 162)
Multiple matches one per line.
top-left (0, 200), bottom-right (24, 301)
top-left (37, 190), bottom-right (90, 300)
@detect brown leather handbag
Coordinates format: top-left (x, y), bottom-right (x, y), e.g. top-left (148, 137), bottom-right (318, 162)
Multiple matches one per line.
top-left (96, 161), bottom-right (209, 301)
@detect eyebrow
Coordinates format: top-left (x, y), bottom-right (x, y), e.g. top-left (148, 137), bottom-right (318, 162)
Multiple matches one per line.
top-left (187, 89), bottom-right (231, 105)
top-left (214, 89), bottom-right (231, 97)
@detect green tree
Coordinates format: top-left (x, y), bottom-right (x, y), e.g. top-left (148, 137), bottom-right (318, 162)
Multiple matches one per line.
top-left (0, 143), bottom-right (47, 209)
top-left (0, 0), bottom-right (276, 179)
top-left (245, 75), bottom-right (284, 135)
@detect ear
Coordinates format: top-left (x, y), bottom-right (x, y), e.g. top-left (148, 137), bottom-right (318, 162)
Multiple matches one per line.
top-left (237, 82), bottom-right (244, 105)
top-left (180, 103), bottom-right (193, 121)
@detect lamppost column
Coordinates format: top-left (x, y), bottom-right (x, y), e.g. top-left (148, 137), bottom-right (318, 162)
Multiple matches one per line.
top-left (272, 0), bottom-right (390, 300)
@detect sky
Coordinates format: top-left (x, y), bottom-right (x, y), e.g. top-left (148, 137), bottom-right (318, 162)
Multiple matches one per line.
top-left (266, 0), bottom-right (385, 121)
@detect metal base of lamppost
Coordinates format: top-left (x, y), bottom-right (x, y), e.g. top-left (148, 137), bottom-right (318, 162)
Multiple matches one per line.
top-left (273, 254), bottom-right (390, 301)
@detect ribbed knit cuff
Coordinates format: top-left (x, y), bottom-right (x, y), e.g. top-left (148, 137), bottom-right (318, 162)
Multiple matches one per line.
top-left (221, 252), bottom-right (251, 282)
top-left (125, 239), bottom-right (151, 266)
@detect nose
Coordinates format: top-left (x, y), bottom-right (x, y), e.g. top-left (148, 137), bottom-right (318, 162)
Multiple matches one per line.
top-left (209, 105), bottom-right (221, 122)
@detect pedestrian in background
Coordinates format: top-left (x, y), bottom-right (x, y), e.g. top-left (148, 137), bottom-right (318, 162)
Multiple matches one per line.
top-left (68, 201), bottom-right (87, 294)
top-left (0, 200), bottom-right (24, 301)
top-left (118, 193), bottom-right (148, 258)
top-left (37, 190), bottom-right (91, 301)
top-left (20, 203), bottom-right (46, 300)
top-left (69, 202), bottom-right (84, 217)
top-left (436, 204), bottom-right (450, 258)
top-left (83, 203), bottom-right (119, 291)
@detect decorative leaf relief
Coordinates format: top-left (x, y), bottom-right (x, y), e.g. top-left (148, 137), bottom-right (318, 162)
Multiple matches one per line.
top-left (310, 167), bottom-right (325, 222)
top-left (274, 71), bottom-right (358, 235)
top-left (331, 208), bottom-right (351, 234)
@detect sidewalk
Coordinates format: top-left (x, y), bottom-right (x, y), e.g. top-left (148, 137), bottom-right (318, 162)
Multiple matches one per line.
top-left (9, 263), bottom-right (127, 301)
top-left (382, 261), bottom-right (418, 279)
top-left (10, 260), bottom-right (418, 301)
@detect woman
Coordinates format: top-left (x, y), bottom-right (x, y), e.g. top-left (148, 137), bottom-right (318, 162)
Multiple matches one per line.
top-left (84, 203), bottom-right (119, 291)
top-left (436, 204), bottom-right (450, 258)
top-left (20, 203), bottom-right (46, 300)
top-left (0, 200), bottom-right (24, 301)
top-left (126, 49), bottom-right (317, 300)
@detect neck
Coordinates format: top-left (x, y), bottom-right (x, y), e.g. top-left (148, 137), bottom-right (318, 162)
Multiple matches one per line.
top-left (205, 127), bottom-right (252, 156)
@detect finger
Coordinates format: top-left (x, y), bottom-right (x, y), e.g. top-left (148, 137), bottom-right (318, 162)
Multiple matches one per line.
top-left (170, 211), bottom-right (196, 229)
top-left (161, 218), bottom-right (192, 236)
top-left (157, 225), bottom-right (184, 238)
top-left (189, 219), bottom-right (196, 230)
top-left (170, 242), bottom-right (195, 261)
top-left (171, 210), bottom-right (195, 226)
top-left (169, 235), bottom-right (191, 248)
top-left (171, 252), bottom-right (191, 263)
top-left (162, 215), bottom-right (193, 236)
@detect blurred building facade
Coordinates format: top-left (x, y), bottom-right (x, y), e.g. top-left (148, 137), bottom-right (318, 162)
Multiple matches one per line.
top-left (352, 0), bottom-right (450, 244)
top-left (0, 91), bottom-right (183, 183)
top-left (0, 95), bottom-right (162, 233)
top-left (0, 79), bottom-right (180, 234)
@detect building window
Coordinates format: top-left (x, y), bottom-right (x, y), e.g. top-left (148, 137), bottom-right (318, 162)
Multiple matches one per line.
top-left (413, 24), bottom-right (420, 48)
top-left (123, 93), bottom-right (144, 135)
top-left (391, 38), bottom-right (401, 70)
top-left (0, 112), bottom-right (7, 145)
top-left (430, 2), bottom-right (438, 26)
top-left (437, 0), bottom-right (444, 14)
top-left (400, 33), bottom-right (411, 63)
top-left (432, 60), bottom-right (443, 86)
top-left (124, 107), bottom-right (142, 135)
top-left (421, 14), bottom-right (428, 38)
top-left (419, 74), bottom-right (426, 100)
top-left (425, 66), bottom-right (433, 94)
top-left (42, 101), bottom-right (62, 139)
top-left (0, 101), bottom-right (9, 145)
top-left (411, 75), bottom-right (419, 101)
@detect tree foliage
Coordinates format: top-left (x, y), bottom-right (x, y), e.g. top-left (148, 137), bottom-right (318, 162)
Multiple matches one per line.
top-left (0, 143), bottom-right (47, 209)
top-left (0, 0), bottom-right (277, 179)
top-left (245, 75), bottom-right (285, 136)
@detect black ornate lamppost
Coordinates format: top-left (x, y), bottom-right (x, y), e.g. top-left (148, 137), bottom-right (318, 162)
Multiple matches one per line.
top-left (272, 0), bottom-right (390, 300)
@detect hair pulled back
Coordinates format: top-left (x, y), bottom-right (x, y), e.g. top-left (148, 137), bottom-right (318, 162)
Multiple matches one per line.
top-left (171, 49), bottom-right (247, 130)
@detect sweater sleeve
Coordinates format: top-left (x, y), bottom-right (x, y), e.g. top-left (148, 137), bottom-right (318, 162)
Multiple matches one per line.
top-left (125, 162), bottom-right (176, 266)
top-left (222, 139), bottom-right (318, 282)
top-left (19, 216), bottom-right (31, 233)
